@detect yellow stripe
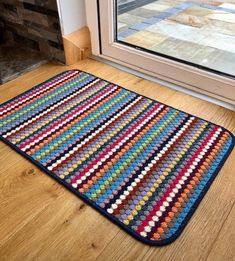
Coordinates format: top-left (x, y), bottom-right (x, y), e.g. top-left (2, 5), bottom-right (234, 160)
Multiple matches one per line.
top-left (1, 74), bottom-right (88, 127)
top-left (14, 81), bottom-right (109, 145)
top-left (35, 89), bottom-right (128, 160)
top-left (60, 100), bottom-right (152, 178)
top-left (123, 121), bottom-right (208, 225)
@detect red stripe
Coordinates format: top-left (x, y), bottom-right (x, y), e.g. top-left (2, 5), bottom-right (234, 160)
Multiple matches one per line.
top-left (19, 81), bottom-right (114, 151)
top-left (112, 117), bottom-right (197, 215)
top-left (0, 71), bottom-right (80, 118)
top-left (27, 88), bottom-right (121, 155)
top-left (137, 125), bottom-right (218, 233)
top-left (73, 103), bottom-right (164, 186)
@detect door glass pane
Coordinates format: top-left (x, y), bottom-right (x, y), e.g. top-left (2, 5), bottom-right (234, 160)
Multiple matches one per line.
top-left (116, 0), bottom-right (235, 77)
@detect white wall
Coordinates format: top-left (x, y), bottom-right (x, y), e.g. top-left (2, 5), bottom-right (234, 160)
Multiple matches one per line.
top-left (57, 0), bottom-right (87, 36)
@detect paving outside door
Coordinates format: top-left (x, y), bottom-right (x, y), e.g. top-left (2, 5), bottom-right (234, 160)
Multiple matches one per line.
top-left (116, 0), bottom-right (235, 77)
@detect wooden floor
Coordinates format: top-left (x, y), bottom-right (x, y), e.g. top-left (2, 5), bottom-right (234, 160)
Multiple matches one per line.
top-left (0, 59), bottom-right (234, 261)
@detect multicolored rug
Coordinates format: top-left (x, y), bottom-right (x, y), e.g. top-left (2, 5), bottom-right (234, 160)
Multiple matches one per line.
top-left (0, 70), bottom-right (234, 246)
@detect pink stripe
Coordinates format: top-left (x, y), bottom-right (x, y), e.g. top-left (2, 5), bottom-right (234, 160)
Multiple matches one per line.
top-left (0, 71), bottom-right (79, 116)
top-left (49, 97), bottom-right (144, 172)
top-left (136, 126), bottom-right (218, 233)
top-left (70, 103), bottom-right (162, 184)
top-left (20, 84), bottom-right (116, 151)
top-left (5, 78), bottom-right (103, 140)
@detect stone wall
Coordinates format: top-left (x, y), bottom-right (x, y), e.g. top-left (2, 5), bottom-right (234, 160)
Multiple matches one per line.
top-left (0, 0), bottom-right (65, 62)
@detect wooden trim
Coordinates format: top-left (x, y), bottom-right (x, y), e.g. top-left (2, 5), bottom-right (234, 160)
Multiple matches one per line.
top-left (63, 26), bottom-right (91, 65)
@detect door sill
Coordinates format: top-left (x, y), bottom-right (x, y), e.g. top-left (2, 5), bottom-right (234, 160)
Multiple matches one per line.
top-left (91, 55), bottom-right (235, 111)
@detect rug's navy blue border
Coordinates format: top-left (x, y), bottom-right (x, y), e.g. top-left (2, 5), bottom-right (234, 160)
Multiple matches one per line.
top-left (0, 69), bottom-right (234, 246)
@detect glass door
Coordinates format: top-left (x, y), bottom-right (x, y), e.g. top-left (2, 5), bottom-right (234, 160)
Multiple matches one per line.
top-left (95, 0), bottom-right (235, 104)
top-left (116, 0), bottom-right (235, 77)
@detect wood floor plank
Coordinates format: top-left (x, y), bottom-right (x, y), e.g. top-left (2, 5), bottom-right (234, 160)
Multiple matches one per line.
top-left (96, 231), bottom-right (149, 261)
top-left (0, 158), bottom-right (65, 247)
top-left (206, 203), bottom-right (235, 261)
top-left (0, 143), bottom-right (24, 174)
top-left (0, 59), bottom-right (234, 260)
top-left (0, 192), bottom-right (119, 261)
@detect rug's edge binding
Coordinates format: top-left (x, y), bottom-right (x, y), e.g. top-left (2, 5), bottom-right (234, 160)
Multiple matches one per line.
top-left (0, 69), bottom-right (234, 246)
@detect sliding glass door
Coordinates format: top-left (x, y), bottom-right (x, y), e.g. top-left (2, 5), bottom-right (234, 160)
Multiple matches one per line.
top-left (89, 0), bottom-right (235, 105)
top-left (116, 0), bottom-right (235, 77)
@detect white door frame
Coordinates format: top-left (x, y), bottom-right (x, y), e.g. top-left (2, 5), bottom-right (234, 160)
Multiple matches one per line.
top-left (86, 0), bottom-right (235, 105)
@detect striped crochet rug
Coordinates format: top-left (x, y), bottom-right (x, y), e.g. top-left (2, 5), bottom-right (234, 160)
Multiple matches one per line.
top-left (0, 70), bottom-right (234, 245)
